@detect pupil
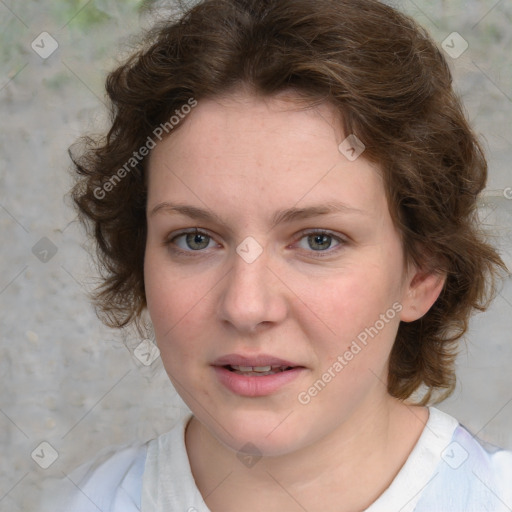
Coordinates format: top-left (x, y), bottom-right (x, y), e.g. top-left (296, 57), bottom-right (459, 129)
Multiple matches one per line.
top-left (310, 234), bottom-right (331, 250)
top-left (186, 233), bottom-right (209, 250)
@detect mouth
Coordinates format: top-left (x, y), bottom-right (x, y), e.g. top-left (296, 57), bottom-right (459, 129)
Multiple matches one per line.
top-left (212, 354), bottom-right (304, 375)
top-left (223, 364), bottom-right (296, 376)
top-left (211, 354), bottom-right (306, 396)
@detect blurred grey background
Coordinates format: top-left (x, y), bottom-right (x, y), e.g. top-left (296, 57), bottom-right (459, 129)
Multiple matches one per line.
top-left (0, 0), bottom-right (511, 510)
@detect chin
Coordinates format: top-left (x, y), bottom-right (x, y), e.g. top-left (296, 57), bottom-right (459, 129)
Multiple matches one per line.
top-left (206, 408), bottom-right (309, 457)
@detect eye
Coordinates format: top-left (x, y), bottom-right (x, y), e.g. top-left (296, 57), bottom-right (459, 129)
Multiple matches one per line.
top-left (164, 228), bottom-right (347, 258)
top-left (167, 229), bottom-right (217, 252)
top-left (294, 230), bottom-right (345, 255)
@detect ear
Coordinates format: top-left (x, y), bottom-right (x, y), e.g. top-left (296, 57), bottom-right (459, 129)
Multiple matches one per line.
top-left (399, 266), bottom-right (446, 323)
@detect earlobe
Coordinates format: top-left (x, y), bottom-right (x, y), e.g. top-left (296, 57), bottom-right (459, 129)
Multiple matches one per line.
top-left (400, 270), bottom-right (446, 323)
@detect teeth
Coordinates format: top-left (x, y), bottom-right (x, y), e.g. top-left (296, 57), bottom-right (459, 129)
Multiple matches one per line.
top-left (232, 365), bottom-right (272, 372)
top-left (253, 366), bottom-right (272, 372)
top-left (230, 365), bottom-right (288, 373)
top-left (238, 366), bottom-right (256, 372)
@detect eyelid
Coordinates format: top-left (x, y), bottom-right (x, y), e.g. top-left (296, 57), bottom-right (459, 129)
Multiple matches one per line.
top-left (166, 227), bottom-right (213, 241)
top-left (164, 227), bottom-right (348, 257)
top-left (291, 228), bottom-right (347, 255)
top-left (294, 228), bottom-right (347, 241)
top-left (165, 228), bottom-right (219, 251)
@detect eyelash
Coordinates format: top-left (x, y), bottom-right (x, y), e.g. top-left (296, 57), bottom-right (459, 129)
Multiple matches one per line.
top-left (163, 228), bottom-right (347, 259)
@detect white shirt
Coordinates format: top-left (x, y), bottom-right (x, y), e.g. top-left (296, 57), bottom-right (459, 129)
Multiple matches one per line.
top-left (45, 407), bottom-right (512, 511)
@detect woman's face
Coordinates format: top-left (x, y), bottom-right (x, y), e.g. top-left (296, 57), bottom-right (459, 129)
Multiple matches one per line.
top-left (144, 92), bottom-right (421, 456)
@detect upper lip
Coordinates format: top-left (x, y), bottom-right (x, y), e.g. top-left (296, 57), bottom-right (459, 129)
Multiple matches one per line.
top-left (212, 353), bottom-right (302, 368)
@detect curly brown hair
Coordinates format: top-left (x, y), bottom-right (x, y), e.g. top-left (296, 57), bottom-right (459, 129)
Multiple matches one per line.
top-left (70, 0), bottom-right (507, 405)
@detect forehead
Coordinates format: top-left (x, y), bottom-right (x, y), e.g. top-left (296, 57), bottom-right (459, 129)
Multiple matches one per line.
top-left (154, 92), bottom-right (343, 156)
top-left (146, 93), bottom-right (385, 220)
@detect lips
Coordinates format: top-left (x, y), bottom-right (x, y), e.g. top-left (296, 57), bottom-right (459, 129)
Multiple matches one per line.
top-left (213, 365), bottom-right (306, 396)
top-left (212, 353), bottom-right (302, 369)
top-left (211, 354), bottom-right (305, 393)
top-left (226, 364), bottom-right (292, 376)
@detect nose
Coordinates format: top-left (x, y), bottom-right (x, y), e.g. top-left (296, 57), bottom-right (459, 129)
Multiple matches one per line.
top-left (217, 246), bottom-right (288, 334)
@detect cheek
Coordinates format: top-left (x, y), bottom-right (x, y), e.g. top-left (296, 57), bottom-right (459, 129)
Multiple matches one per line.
top-left (314, 264), bottom-right (398, 322)
top-left (144, 242), bottom-right (194, 320)
top-left (296, 262), bottom-right (402, 363)
top-left (144, 249), bottom-right (187, 341)
top-left (144, 250), bottom-right (216, 368)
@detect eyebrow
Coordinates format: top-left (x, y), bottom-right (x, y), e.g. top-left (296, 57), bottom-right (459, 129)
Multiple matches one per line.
top-left (149, 201), bottom-right (367, 229)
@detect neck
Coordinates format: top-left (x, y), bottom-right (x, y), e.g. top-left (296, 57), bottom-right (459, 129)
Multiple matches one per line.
top-left (185, 397), bottom-right (428, 512)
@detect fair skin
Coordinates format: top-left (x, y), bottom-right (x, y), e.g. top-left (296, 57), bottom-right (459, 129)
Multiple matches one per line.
top-left (144, 91), bottom-right (445, 512)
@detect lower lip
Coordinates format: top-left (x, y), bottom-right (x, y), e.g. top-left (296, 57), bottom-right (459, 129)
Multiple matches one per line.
top-left (213, 366), bottom-right (306, 397)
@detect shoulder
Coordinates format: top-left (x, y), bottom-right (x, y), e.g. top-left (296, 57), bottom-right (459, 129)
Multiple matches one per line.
top-left (43, 414), bottom-right (194, 512)
top-left (415, 408), bottom-right (512, 512)
top-left (42, 442), bottom-right (148, 512)
top-left (451, 423), bottom-right (512, 491)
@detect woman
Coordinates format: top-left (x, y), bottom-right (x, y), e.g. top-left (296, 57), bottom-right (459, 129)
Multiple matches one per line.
top-left (52, 0), bottom-right (512, 510)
